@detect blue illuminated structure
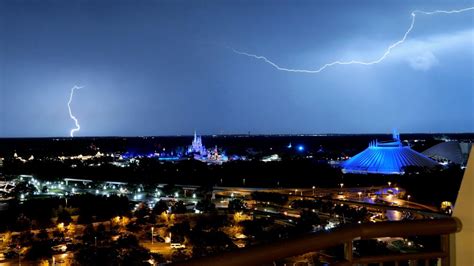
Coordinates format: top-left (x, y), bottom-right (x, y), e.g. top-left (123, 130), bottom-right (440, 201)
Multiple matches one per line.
top-left (297, 145), bottom-right (304, 152)
top-left (342, 131), bottom-right (437, 175)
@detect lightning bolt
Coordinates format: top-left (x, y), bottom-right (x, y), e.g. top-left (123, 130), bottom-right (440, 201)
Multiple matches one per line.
top-left (67, 85), bottom-right (83, 137)
top-left (231, 7), bottom-right (474, 73)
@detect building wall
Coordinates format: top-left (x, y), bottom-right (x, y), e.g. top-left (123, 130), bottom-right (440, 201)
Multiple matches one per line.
top-left (452, 147), bottom-right (474, 265)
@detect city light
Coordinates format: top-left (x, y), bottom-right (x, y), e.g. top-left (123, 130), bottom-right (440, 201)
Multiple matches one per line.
top-left (151, 227), bottom-right (154, 244)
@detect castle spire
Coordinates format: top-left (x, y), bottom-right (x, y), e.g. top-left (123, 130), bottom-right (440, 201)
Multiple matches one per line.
top-left (392, 129), bottom-right (400, 141)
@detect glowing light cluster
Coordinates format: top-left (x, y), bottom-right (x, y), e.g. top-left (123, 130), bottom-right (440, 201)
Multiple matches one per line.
top-left (231, 7), bottom-right (474, 73)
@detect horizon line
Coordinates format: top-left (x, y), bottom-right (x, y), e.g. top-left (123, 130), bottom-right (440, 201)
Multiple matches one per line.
top-left (1, 132), bottom-right (473, 139)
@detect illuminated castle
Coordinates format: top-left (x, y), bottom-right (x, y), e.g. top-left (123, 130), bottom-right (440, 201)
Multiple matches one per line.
top-left (188, 131), bottom-right (228, 164)
top-left (342, 131), bottom-right (437, 175)
top-left (190, 131), bottom-right (207, 156)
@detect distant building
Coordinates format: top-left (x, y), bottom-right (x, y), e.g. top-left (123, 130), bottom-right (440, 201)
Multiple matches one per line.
top-left (423, 141), bottom-right (472, 165)
top-left (342, 131), bottom-right (438, 175)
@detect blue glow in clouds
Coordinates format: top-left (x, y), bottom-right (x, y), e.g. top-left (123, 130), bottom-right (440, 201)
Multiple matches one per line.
top-left (231, 6), bottom-right (474, 74)
top-left (1, 1), bottom-right (473, 137)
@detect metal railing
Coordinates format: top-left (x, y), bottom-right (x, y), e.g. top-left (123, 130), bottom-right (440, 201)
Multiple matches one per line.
top-left (177, 217), bottom-right (462, 266)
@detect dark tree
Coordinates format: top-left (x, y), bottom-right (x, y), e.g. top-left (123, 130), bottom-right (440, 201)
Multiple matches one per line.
top-left (116, 234), bottom-right (139, 248)
top-left (152, 200), bottom-right (168, 215)
top-left (19, 231), bottom-right (34, 246)
top-left (171, 201), bottom-right (187, 214)
top-left (96, 224), bottom-right (108, 241)
top-left (228, 199), bottom-right (246, 212)
top-left (52, 229), bottom-right (64, 239)
top-left (15, 214), bottom-right (32, 231)
top-left (169, 221), bottom-right (191, 240)
top-left (297, 210), bottom-right (321, 232)
top-left (194, 214), bottom-right (229, 232)
top-left (195, 199), bottom-right (216, 213)
top-left (25, 241), bottom-right (52, 260)
top-left (36, 229), bottom-right (49, 241)
top-left (121, 246), bottom-right (151, 266)
top-left (57, 208), bottom-right (72, 225)
top-left (134, 202), bottom-right (150, 224)
top-left (82, 224), bottom-right (96, 245)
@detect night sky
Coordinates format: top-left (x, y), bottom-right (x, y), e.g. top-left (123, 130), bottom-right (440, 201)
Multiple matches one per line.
top-left (0, 0), bottom-right (473, 137)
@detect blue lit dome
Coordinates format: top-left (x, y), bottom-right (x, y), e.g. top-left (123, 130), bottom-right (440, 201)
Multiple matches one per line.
top-left (342, 132), bottom-right (438, 175)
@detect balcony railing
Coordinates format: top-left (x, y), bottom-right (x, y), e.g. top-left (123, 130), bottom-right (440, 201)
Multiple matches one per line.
top-left (177, 217), bottom-right (462, 266)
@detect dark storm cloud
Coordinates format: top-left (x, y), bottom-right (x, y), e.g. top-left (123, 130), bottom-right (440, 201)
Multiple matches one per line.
top-left (0, 0), bottom-right (473, 137)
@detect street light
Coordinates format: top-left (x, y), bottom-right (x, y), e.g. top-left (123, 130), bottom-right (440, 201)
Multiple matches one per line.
top-left (407, 195), bottom-right (411, 201)
top-left (312, 186), bottom-right (316, 196)
top-left (151, 227), bottom-right (154, 244)
top-left (357, 191), bottom-right (362, 199)
top-left (388, 181), bottom-right (392, 187)
top-left (340, 183), bottom-right (344, 189)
